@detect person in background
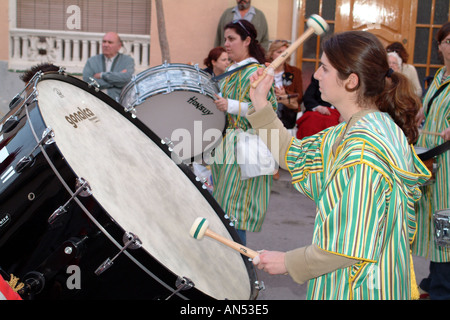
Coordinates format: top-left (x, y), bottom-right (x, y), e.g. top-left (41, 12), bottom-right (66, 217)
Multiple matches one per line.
top-left (203, 47), bottom-right (230, 77)
top-left (247, 31), bottom-right (429, 299)
top-left (412, 22), bottom-right (450, 300)
top-left (296, 74), bottom-right (341, 139)
top-left (214, 0), bottom-right (269, 51)
top-left (265, 39), bottom-right (303, 180)
top-left (83, 32), bottom-right (134, 101)
top-left (211, 19), bottom-right (277, 245)
top-left (386, 41), bottom-right (422, 97)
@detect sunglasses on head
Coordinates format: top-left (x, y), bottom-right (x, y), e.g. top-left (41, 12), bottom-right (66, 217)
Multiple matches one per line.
top-left (232, 19), bottom-right (251, 36)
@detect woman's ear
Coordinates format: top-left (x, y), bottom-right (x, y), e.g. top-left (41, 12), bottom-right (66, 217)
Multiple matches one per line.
top-left (345, 73), bottom-right (359, 91)
top-left (244, 36), bottom-right (251, 47)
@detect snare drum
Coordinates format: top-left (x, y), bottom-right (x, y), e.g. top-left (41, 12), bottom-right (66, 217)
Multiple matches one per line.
top-left (414, 146), bottom-right (439, 186)
top-left (434, 209), bottom-right (450, 247)
top-left (0, 72), bottom-right (257, 300)
top-left (119, 63), bottom-right (226, 163)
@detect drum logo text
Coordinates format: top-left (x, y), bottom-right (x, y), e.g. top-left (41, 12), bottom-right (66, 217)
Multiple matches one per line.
top-left (0, 213), bottom-right (10, 228)
top-left (187, 96), bottom-right (213, 116)
top-left (65, 107), bottom-right (98, 128)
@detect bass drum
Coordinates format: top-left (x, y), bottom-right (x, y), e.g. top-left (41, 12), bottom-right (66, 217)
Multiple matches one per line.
top-left (119, 63), bottom-right (226, 163)
top-left (0, 72), bottom-right (258, 300)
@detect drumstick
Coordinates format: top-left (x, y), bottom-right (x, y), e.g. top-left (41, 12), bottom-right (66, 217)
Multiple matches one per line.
top-left (251, 14), bottom-right (329, 89)
top-left (420, 129), bottom-right (442, 137)
top-left (190, 217), bottom-right (258, 259)
top-left (277, 93), bottom-right (299, 101)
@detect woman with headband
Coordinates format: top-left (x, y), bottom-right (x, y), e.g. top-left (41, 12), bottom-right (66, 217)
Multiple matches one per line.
top-left (211, 19), bottom-right (277, 245)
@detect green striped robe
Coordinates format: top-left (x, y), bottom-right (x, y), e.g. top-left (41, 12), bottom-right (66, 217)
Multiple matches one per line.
top-left (286, 112), bottom-right (429, 299)
top-left (412, 67), bottom-right (450, 262)
top-left (211, 61), bottom-right (277, 232)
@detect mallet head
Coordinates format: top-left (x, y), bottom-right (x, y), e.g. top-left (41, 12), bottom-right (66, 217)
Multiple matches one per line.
top-left (190, 217), bottom-right (210, 240)
top-left (307, 14), bottom-right (329, 36)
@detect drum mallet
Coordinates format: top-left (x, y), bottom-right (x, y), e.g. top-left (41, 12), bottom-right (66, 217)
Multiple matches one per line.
top-left (251, 14), bottom-right (329, 89)
top-left (190, 217), bottom-right (258, 259)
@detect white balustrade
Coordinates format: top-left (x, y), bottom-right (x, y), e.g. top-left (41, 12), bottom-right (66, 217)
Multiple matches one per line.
top-left (9, 28), bottom-right (150, 74)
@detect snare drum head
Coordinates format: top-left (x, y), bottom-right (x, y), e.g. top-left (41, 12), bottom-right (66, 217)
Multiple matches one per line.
top-left (35, 76), bottom-right (252, 300)
top-left (120, 64), bottom-right (226, 163)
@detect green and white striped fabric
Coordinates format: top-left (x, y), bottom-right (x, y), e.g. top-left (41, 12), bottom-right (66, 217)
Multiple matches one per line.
top-left (412, 67), bottom-right (450, 262)
top-left (211, 61), bottom-right (277, 232)
top-left (286, 112), bottom-right (430, 299)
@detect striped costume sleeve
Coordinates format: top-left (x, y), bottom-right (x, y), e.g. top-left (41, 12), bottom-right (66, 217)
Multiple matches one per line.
top-left (313, 160), bottom-right (389, 261)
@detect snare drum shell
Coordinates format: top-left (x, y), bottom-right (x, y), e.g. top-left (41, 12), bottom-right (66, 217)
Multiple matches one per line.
top-left (434, 209), bottom-right (450, 247)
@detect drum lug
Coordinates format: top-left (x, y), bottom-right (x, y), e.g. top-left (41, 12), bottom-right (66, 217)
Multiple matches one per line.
top-left (75, 177), bottom-right (92, 197)
top-left (124, 104), bottom-right (137, 118)
top-left (165, 276), bottom-right (195, 300)
top-left (161, 137), bottom-right (174, 152)
top-left (94, 232), bottom-right (142, 275)
top-left (254, 280), bottom-right (265, 291)
top-left (15, 127), bottom-right (55, 173)
top-left (15, 156), bottom-right (35, 173)
top-left (48, 177), bottom-right (92, 224)
top-left (224, 214), bottom-right (238, 227)
top-left (195, 176), bottom-right (210, 190)
top-left (2, 116), bottom-right (20, 134)
top-left (87, 77), bottom-right (100, 92)
top-left (193, 64), bottom-right (206, 95)
top-left (58, 66), bottom-right (66, 75)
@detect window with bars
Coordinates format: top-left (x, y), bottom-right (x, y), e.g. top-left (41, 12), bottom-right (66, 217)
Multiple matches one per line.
top-left (414, 0), bottom-right (450, 88)
top-left (296, 0), bottom-right (336, 90)
top-left (16, 0), bottom-right (151, 35)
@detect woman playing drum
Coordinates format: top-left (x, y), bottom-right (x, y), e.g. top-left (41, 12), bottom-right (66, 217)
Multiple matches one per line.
top-left (412, 22), bottom-right (450, 300)
top-left (248, 31), bottom-right (430, 299)
top-left (211, 19), bottom-right (277, 245)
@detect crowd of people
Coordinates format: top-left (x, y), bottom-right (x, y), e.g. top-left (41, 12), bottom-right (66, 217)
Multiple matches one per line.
top-left (2, 0), bottom-right (450, 301)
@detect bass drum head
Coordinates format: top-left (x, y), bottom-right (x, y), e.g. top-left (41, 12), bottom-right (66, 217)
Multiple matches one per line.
top-left (13, 74), bottom-right (254, 300)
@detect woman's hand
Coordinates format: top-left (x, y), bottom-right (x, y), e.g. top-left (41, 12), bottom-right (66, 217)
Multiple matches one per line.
top-left (252, 250), bottom-right (287, 275)
top-left (441, 127), bottom-right (450, 141)
top-left (315, 105), bottom-right (331, 115)
top-left (249, 67), bottom-right (275, 112)
top-left (214, 94), bottom-right (228, 112)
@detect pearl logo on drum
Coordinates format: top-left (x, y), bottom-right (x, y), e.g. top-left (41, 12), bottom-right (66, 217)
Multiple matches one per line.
top-left (186, 96), bottom-right (214, 116)
top-left (65, 107), bottom-right (99, 128)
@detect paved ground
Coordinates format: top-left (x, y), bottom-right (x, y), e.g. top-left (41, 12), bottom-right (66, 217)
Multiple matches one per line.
top-left (0, 62), bottom-right (24, 117)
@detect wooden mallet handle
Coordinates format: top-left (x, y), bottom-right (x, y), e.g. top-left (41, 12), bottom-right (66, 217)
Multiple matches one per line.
top-left (190, 217), bottom-right (258, 259)
top-left (251, 14), bottom-right (329, 89)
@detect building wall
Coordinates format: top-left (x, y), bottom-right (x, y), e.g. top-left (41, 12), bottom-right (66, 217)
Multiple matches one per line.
top-left (148, 0), bottom-right (294, 68)
top-left (0, 0), bottom-right (295, 67)
top-left (0, 0), bottom-right (9, 61)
